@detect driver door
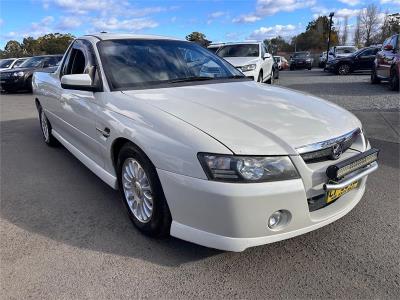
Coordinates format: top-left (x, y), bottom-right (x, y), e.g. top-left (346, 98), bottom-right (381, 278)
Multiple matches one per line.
top-left (58, 40), bottom-right (104, 166)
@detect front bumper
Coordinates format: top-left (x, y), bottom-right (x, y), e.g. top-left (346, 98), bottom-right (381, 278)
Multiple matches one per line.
top-left (325, 62), bottom-right (338, 72)
top-left (158, 159), bottom-right (375, 252)
top-left (0, 75), bottom-right (27, 91)
top-left (238, 69), bottom-right (256, 81)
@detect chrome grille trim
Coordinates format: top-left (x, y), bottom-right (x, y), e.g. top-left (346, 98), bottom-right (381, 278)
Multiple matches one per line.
top-left (296, 128), bottom-right (361, 154)
top-left (296, 128), bottom-right (361, 163)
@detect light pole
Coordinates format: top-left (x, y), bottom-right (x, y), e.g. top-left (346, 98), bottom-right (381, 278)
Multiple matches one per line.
top-left (326, 12), bottom-right (334, 63)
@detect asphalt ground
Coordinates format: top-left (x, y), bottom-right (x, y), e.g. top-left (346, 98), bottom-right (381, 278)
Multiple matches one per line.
top-left (1, 69), bottom-right (399, 299)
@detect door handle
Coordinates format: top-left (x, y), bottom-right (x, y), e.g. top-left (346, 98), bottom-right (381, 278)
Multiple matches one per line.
top-left (96, 127), bottom-right (110, 138)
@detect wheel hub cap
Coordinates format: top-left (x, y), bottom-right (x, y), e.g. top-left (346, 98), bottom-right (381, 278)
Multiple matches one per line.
top-left (122, 158), bottom-right (153, 223)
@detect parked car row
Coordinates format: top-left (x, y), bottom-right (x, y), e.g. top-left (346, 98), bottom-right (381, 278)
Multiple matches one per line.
top-left (0, 54), bottom-right (63, 92)
top-left (324, 34), bottom-right (399, 91)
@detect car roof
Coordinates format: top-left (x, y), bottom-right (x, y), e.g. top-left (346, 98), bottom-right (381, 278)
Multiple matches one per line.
top-left (83, 33), bottom-right (182, 41)
top-left (221, 41), bottom-right (261, 45)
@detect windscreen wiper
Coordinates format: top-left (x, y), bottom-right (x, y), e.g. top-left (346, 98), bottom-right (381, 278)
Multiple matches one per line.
top-left (168, 76), bottom-right (215, 83)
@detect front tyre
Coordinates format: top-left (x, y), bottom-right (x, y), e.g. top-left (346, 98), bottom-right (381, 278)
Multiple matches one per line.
top-left (39, 108), bottom-right (58, 146)
top-left (337, 64), bottom-right (350, 75)
top-left (371, 66), bottom-right (381, 84)
top-left (257, 70), bottom-right (263, 83)
top-left (389, 69), bottom-right (399, 91)
top-left (117, 143), bottom-right (172, 237)
top-left (266, 69), bottom-right (274, 84)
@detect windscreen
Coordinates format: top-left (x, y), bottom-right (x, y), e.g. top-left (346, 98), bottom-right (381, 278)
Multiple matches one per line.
top-left (98, 39), bottom-right (244, 90)
top-left (217, 44), bottom-right (259, 57)
top-left (19, 57), bottom-right (46, 68)
top-left (0, 59), bottom-right (15, 68)
top-left (336, 47), bottom-right (357, 54)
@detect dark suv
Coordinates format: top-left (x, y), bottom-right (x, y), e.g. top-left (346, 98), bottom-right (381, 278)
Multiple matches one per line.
top-left (0, 54), bottom-right (63, 92)
top-left (290, 52), bottom-right (312, 70)
top-left (325, 46), bottom-right (380, 75)
top-left (371, 34), bottom-right (399, 91)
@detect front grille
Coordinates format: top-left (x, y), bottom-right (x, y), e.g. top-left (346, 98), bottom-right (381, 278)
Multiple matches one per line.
top-left (0, 73), bottom-right (12, 79)
top-left (297, 128), bottom-right (361, 164)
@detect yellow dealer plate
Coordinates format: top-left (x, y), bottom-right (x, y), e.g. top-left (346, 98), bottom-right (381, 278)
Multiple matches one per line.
top-left (326, 181), bottom-right (360, 203)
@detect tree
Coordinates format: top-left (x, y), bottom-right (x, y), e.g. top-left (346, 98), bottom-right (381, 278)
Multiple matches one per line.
top-left (36, 33), bottom-right (74, 54)
top-left (265, 36), bottom-right (293, 54)
top-left (380, 13), bottom-right (400, 43)
top-left (0, 33), bottom-right (75, 58)
top-left (360, 4), bottom-right (381, 46)
top-left (22, 37), bottom-right (40, 56)
top-left (354, 15), bottom-right (362, 47)
top-left (3, 40), bottom-right (24, 58)
top-left (185, 32), bottom-right (211, 47)
top-left (341, 16), bottom-right (348, 45)
top-left (291, 16), bottom-right (339, 51)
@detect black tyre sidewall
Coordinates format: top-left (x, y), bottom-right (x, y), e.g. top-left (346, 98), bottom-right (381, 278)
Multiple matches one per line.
top-left (390, 70), bottom-right (399, 91)
top-left (117, 144), bottom-right (172, 237)
top-left (38, 107), bottom-right (58, 146)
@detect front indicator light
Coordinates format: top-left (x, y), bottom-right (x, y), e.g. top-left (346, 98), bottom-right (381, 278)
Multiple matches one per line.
top-left (198, 153), bottom-right (299, 183)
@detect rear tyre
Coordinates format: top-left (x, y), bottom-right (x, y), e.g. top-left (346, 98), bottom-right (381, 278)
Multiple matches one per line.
top-left (389, 69), bottom-right (399, 91)
top-left (39, 107), bottom-right (58, 146)
top-left (117, 143), bottom-right (172, 237)
top-left (370, 67), bottom-right (381, 84)
top-left (337, 64), bottom-right (350, 75)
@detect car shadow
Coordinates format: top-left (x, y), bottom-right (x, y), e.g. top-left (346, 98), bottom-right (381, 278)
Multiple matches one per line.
top-left (1, 118), bottom-right (398, 269)
top-left (0, 118), bottom-right (222, 267)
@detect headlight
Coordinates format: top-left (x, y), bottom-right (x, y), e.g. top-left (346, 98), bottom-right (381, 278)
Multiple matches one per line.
top-left (12, 71), bottom-right (24, 77)
top-left (240, 64), bottom-right (256, 72)
top-left (198, 153), bottom-right (300, 183)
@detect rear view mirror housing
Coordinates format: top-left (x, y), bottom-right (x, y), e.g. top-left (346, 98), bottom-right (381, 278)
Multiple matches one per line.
top-left (61, 74), bottom-right (99, 92)
top-left (263, 53), bottom-right (271, 59)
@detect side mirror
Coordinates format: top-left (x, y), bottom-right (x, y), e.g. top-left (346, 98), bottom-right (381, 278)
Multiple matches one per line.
top-left (61, 74), bottom-right (98, 92)
top-left (383, 44), bottom-right (393, 51)
top-left (263, 53), bottom-right (271, 59)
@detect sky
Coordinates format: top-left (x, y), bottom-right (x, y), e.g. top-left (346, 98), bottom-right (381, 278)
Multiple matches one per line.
top-left (0, 0), bottom-right (398, 48)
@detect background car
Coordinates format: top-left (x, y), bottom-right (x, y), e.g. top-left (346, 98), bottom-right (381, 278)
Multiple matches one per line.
top-left (274, 56), bottom-right (288, 70)
top-left (0, 54), bottom-right (62, 92)
top-left (371, 34), bottom-right (399, 91)
top-left (290, 52), bottom-right (313, 70)
top-left (328, 46), bottom-right (358, 61)
top-left (207, 43), bottom-right (225, 54)
top-left (326, 46), bottom-right (380, 75)
top-left (0, 57), bottom-right (29, 71)
top-left (217, 41), bottom-right (275, 83)
top-left (319, 51), bottom-right (327, 68)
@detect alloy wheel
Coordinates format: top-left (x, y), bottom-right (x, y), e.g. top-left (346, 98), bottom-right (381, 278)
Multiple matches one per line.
top-left (338, 64), bottom-right (350, 75)
top-left (122, 158), bottom-right (153, 223)
top-left (41, 110), bottom-right (49, 142)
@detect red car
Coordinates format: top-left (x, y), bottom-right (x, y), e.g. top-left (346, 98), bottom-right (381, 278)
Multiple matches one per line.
top-left (371, 34), bottom-right (399, 91)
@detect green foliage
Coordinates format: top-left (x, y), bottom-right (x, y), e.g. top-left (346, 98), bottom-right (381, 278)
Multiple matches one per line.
top-left (0, 33), bottom-right (74, 58)
top-left (264, 36), bottom-right (294, 54)
top-left (185, 32), bottom-right (211, 47)
top-left (292, 16), bottom-right (339, 52)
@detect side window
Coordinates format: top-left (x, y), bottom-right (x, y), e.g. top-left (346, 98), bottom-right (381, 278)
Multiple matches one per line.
top-left (361, 49), bottom-right (374, 56)
top-left (64, 49), bottom-right (86, 75)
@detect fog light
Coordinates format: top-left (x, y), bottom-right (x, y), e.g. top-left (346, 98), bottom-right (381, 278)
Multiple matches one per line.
top-left (268, 210), bottom-right (291, 229)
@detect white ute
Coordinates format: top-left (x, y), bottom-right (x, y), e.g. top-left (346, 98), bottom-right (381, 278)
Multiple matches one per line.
top-left (33, 34), bottom-right (379, 252)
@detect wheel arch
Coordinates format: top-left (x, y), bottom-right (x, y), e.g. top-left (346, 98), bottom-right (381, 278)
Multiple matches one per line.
top-left (111, 137), bottom-right (155, 173)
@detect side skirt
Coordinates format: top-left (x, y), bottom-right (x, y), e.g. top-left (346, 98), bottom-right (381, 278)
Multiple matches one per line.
top-left (52, 129), bottom-right (118, 189)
